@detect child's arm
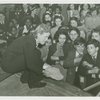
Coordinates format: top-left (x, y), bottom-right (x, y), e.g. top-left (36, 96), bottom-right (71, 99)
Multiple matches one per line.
top-left (82, 61), bottom-right (93, 69)
top-left (89, 67), bottom-right (100, 74)
top-left (82, 61), bottom-right (95, 74)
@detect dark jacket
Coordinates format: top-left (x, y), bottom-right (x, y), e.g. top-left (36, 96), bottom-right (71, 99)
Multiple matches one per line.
top-left (63, 46), bottom-right (86, 85)
top-left (46, 43), bottom-right (68, 65)
top-left (78, 49), bottom-right (100, 87)
top-left (1, 35), bottom-right (44, 85)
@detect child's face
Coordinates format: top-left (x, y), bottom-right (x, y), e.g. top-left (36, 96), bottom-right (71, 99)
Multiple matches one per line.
top-left (48, 8), bottom-right (52, 13)
top-left (69, 4), bottom-right (75, 10)
top-left (11, 28), bottom-right (17, 35)
top-left (70, 20), bottom-right (78, 27)
top-left (55, 8), bottom-right (60, 14)
top-left (25, 19), bottom-right (32, 27)
top-left (87, 44), bottom-right (98, 57)
top-left (69, 30), bottom-right (78, 41)
top-left (92, 32), bottom-right (100, 42)
top-left (58, 34), bottom-right (66, 45)
top-left (55, 18), bottom-right (62, 26)
top-left (83, 4), bottom-right (89, 10)
top-left (31, 8), bottom-right (38, 16)
top-left (75, 44), bottom-right (85, 54)
top-left (91, 10), bottom-right (97, 16)
top-left (90, 4), bottom-right (95, 8)
top-left (45, 14), bottom-right (51, 21)
top-left (0, 14), bottom-right (5, 23)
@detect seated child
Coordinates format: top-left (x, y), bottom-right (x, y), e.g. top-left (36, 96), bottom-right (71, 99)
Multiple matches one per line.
top-left (78, 39), bottom-right (100, 95)
top-left (91, 29), bottom-right (100, 43)
top-left (40, 36), bottom-right (52, 62)
top-left (64, 27), bottom-right (80, 57)
top-left (46, 32), bottom-right (67, 81)
top-left (63, 37), bottom-right (86, 86)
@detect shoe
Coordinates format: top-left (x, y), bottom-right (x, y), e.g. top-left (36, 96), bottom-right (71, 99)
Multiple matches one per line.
top-left (28, 82), bottom-right (47, 89)
top-left (20, 71), bottom-right (28, 83)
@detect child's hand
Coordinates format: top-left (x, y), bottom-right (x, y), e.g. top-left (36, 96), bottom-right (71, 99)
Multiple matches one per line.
top-left (92, 67), bottom-right (99, 74)
top-left (60, 61), bottom-right (64, 66)
top-left (88, 67), bottom-right (99, 74)
top-left (83, 61), bottom-right (93, 68)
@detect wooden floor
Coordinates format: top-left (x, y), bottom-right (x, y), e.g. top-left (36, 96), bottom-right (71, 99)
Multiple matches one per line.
top-left (0, 74), bottom-right (92, 96)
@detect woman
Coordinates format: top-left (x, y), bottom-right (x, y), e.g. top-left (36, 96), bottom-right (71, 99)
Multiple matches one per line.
top-left (1, 24), bottom-right (50, 88)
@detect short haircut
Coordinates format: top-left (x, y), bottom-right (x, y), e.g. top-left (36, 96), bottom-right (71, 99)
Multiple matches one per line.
top-left (68, 27), bottom-right (80, 36)
top-left (53, 16), bottom-right (63, 27)
top-left (69, 17), bottom-right (80, 26)
top-left (91, 28), bottom-right (100, 35)
top-left (74, 37), bottom-right (86, 46)
top-left (87, 39), bottom-right (100, 48)
top-left (54, 16), bottom-right (63, 22)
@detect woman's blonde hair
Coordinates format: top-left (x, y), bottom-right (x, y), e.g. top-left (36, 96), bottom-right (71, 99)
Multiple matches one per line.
top-left (31, 23), bottom-right (50, 38)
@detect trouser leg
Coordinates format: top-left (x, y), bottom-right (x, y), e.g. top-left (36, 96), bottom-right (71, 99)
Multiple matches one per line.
top-left (0, 67), bottom-right (12, 82)
top-left (66, 68), bottom-right (75, 85)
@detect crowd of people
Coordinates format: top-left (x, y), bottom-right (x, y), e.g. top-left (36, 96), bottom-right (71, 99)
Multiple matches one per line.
top-left (0, 4), bottom-right (100, 96)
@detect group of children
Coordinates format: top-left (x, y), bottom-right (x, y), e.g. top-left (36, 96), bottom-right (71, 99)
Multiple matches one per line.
top-left (0, 4), bottom-right (100, 95)
top-left (41, 26), bottom-right (100, 96)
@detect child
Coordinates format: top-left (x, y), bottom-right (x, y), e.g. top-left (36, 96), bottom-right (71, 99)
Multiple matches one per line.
top-left (40, 37), bottom-right (52, 62)
top-left (78, 39), bottom-right (100, 95)
top-left (65, 27), bottom-right (80, 57)
top-left (80, 4), bottom-right (90, 24)
top-left (63, 37), bottom-right (86, 86)
top-left (69, 17), bottom-right (86, 39)
top-left (67, 4), bottom-right (80, 22)
top-left (7, 26), bottom-right (20, 45)
top-left (51, 16), bottom-right (63, 40)
top-left (46, 32), bottom-right (67, 81)
top-left (91, 29), bottom-right (100, 43)
top-left (22, 17), bottom-right (33, 36)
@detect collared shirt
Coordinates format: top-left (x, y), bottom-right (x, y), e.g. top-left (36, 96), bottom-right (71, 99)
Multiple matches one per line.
top-left (92, 51), bottom-right (98, 61)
